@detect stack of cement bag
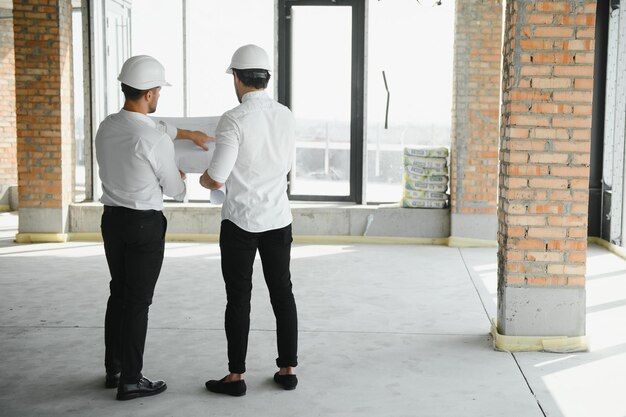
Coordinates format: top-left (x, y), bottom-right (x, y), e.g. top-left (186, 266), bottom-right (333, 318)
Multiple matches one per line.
top-left (402, 146), bottom-right (449, 208)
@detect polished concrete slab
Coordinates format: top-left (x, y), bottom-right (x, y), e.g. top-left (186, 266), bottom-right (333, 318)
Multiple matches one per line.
top-left (512, 244), bottom-right (626, 417)
top-left (1, 211), bottom-right (625, 416)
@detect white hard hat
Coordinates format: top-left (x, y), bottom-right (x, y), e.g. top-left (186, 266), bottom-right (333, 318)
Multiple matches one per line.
top-left (226, 44), bottom-right (271, 74)
top-left (118, 55), bottom-right (172, 90)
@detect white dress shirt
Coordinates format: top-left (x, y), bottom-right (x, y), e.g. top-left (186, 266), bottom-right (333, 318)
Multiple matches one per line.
top-left (96, 109), bottom-right (186, 210)
top-left (156, 119), bottom-right (178, 139)
top-left (208, 91), bottom-right (295, 232)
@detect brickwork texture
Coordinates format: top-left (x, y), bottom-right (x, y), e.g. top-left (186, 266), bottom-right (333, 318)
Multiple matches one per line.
top-left (13, 0), bottom-right (74, 209)
top-left (0, 8), bottom-right (17, 189)
top-left (498, 0), bottom-right (596, 291)
top-left (450, 0), bottom-right (503, 215)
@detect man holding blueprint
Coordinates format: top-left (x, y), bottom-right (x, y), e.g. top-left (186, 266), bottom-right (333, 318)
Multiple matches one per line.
top-left (97, 55), bottom-right (211, 401)
top-left (200, 44), bottom-right (299, 396)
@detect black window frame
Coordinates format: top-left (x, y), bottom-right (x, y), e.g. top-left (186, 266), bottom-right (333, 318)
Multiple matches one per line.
top-left (278, 0), bottom-right (365, 203)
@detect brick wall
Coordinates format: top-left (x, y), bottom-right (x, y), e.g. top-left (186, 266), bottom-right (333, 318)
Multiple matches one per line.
top-left (0, 8), bottom-right (17, 190)
top-left (13, 0), bottom-right (74, 209)
top-left (450, 0), bottom-right (503, 215)
top-left (498, 0), bottom-right (595, 310)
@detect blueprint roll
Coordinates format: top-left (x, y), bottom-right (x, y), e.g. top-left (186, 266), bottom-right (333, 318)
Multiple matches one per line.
top-left (152, 116), bottom-right (219, 173)
top-left (210, 187), bottom-right (226, 204)
top-left (173, 140), bottom-right (215, 173)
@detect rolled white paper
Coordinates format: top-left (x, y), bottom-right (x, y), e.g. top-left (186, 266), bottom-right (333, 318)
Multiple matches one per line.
top-left (173, 139), bottom-right (215, 174)
top-left (152, 116), bottom-right (227, 203)
top-left (152, 116), bottom-right (220, 174)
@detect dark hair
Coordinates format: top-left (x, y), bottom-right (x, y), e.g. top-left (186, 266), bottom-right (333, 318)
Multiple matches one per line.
top-left (233, 68), bottom-right (270, 89)
top-left (121, 83), bottom-right (150, 100)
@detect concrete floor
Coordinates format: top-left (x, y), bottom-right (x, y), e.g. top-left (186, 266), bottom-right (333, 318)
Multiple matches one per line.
top-left (1, 211), bottom-right (625, 417)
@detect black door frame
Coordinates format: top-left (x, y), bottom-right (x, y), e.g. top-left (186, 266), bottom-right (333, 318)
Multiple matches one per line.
top-left (278, 0), bottom-right (365, 203)
top-left (588, 0), bottom-right (610, 238)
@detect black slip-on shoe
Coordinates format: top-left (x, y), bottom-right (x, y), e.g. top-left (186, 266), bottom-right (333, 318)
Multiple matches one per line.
top-left (205, 376), bottom-right (247, 397)
top-left (105, 372), bottom-right (120, 389)
top-left (116, 377), bottom-right (167, 401)
top-left (273, 372), bottom-right (298, 390)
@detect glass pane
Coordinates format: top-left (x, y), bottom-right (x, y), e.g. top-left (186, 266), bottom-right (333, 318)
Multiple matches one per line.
top-left (185, 0), bottom-right (274, 201)
top-left (187, 0), bottom-right (274, 117)
top-left (130, 0), bottom-right (184, 117)
top-left (72, 10), bottom-right (85, 202)
top-left (366, 0), bottom-right (454, 202)
top-left (128, 0), bottom-right (273, 202)
top-left (104, 2), bottom-right (130, 116)
top-left (290, 6), bottom-right (352, 197)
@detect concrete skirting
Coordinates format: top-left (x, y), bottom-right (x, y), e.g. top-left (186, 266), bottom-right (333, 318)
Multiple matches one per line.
top-left (0, 186), bottom-right (10, 210)
top-left (0, 185), bottom-right (17, 212)
top-left (451, 212), bottom-right (497, 241)
top-left (66, 232), bottom-right (450, 246)
top-left (68, 202), bottom-right (451, 239)
top-left (19, 207), bottom-right (68, 233)
top-left (497, 286), bottom-right (586, 338)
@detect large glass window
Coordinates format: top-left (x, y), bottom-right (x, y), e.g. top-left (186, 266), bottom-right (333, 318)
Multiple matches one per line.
top-left (131, 0), bottom-right (184, 117)
top-left (129, 0), bottom-right (274, 200)
top-left (289, 6), bottom-right (352, 197)
top-left (130, 0), bottom-right (273, 119)
top-left (366, 0), bottom-right (455, 202)
top-left (278, 0), bottom-right (365, 202)
top-left (94, 0), bottom-right (453, 204)
top-left (186, 0), bottom-right (274, 116)
top-left (72, 8), bottom-right (85, 202)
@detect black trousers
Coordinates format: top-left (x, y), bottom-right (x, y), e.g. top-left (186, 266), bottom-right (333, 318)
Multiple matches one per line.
top-left (219, 219), bottom-right (298, 374)
top-left (101, 206), bottom-right (167, 384)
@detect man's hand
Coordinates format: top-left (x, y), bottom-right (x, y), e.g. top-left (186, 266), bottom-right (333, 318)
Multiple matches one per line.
top-left (176, 128), bottom-right (215, 151)
top-left (200, 170), bottom-right (224, 190)
top-left (189, 130), bottom-right (214, 151)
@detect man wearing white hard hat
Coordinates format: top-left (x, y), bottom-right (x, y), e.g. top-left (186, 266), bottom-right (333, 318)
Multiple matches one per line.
top-left (200, 44), bottom-right (299, 396)
top-left (96, 55), bottom-right (210, 401)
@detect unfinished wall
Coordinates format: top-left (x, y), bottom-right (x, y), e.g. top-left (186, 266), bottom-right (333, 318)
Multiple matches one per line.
top-left (0, 6), bottom-right (17, 211)
top-left (497, 0), bottom-right (596, 337)
top-left (450, 0), bottom-right (503, 241)
top-left (13, 0), bottom-right (74, 239)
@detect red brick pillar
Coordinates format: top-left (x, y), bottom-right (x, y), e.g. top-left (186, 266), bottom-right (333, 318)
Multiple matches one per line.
top-left (0, 6), bottom-right (17, 211)
top-left (13, 0), bottom-right (74, 241)
top-left (450, 0), bottom-right (503, 242)
top-left (497, 0), bottom-right (595, 339)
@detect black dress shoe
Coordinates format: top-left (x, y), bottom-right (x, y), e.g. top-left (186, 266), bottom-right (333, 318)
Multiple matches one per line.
top-left (205, 376), bottom-right (247, 397)
top-left (105, 372), bottom-right (120, 389)
top-left (116, 377), bottom-right (167, 401)
top-left (273, 372), bottom-right (298, 390)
